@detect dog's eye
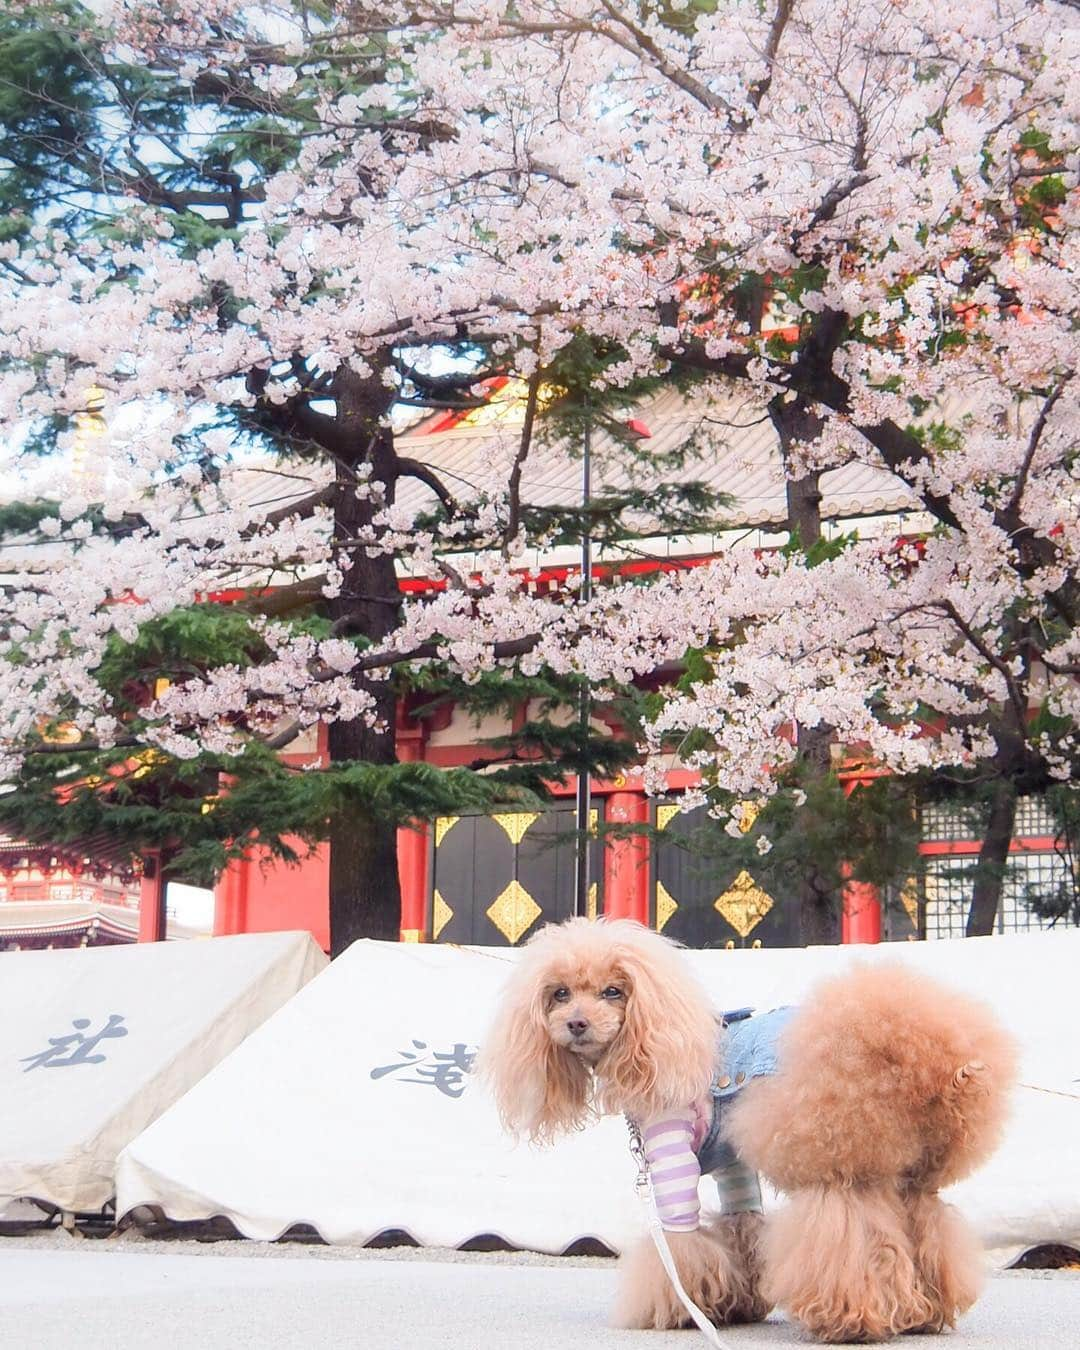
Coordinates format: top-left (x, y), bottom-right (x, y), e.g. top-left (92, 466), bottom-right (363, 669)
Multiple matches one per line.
top-left (601, 986), bottom-right (624, 1000)
top-left (551, 987), bottom-right (571, 1003)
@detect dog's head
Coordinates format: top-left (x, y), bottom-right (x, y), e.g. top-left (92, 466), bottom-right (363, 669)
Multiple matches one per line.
top-left (478, 917), bottom-right (718, 1142)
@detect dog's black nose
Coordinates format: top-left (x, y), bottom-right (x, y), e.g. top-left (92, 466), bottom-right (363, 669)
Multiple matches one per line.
top-left (567, 1019), bottom-right (589, 1037)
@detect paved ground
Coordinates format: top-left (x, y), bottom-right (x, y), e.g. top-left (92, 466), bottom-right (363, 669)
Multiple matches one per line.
top-left (1, 1236), bottom-right (1077, 1349)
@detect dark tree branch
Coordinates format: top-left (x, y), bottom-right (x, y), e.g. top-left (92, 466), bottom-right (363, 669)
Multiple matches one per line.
top-left (394, 360), bottom-right (506, 395)
top-left (395, 396), bottom-right (489, 410)
top-left (248, 485), bottom-right (335, 534)
top-left (239, 577), bottom-right (327, 616)
top-left (748, 0), bottom-right (795, 113)
top-left (792, 172), bottom-right (874, 249)
top-left (505, 367), bottom-right (542, 553)
top-left (596, 0), bottom-right (737, 118)
top-left (937, 600), bottom-right (1029, 730)
top-left (22, 736), bottom-right (141, 756)
top-left (1004, 374), bottom-right (1072, 518)
top-left (263, 719), bottom-right (306, 751)
top-left (396, 458), bottom-right (459, 516)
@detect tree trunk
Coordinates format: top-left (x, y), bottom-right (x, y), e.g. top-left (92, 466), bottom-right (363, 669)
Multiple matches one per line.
top-left (326, 733), bottom-right (402, 951)
top-left (326, 365), bottom-right (403, 956)
top-left (965, 777), bottom-right (1017, 937)
top-left (769, 396), bottom-right (842, 944)
top-left (792, 722), bottom-right (840, 945)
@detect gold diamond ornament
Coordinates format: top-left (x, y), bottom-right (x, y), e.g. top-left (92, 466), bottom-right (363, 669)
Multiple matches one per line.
top-left (714, 870), bottom-right (774, 938)
top-left (432, 889), bottom-right (454, 940)
top-left (491, 812), bottom-right (540, 845)
top-left (655, 881), bottom-right (678, 932)
top-left (899, 876), bottom-right (919, 925)
top-left (434, 816), bottom-right (459, 847)
top-left (486, 880), bottom-right (542, 944)
top-left (734, 800), bottom-right (763, 834)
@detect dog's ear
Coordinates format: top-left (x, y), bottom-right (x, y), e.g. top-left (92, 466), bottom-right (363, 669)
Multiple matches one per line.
top-left (477, 964), bottom-right (591, 1144)
top-left (598, 933), bottom-right (717, 1120)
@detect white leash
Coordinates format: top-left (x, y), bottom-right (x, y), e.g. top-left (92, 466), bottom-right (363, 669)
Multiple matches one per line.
top-left (626, 1119), bottom-right (733, 1350)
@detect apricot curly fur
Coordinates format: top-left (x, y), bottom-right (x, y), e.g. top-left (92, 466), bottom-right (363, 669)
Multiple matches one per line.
top-left (613, 1213), bottom-right (771, 1330)
top-left (478, 917), bottom-right (717, 1139)
top-left (482, 922), bottom-right (1016, 1344)
top-left (725, 964), bottom-right (1016, 1341)
top-left (724, 965), bottom-right (1017, 1191)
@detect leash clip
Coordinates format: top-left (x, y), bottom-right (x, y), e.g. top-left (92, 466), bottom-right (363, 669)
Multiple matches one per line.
top-left (623, 1113), bottom-right (732, 1350)
top-left (625, 1114), bottom-right (651, 1192)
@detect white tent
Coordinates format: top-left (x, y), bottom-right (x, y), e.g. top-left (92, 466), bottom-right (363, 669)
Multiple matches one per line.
top-left (116, 928), bottom-right (1079, 1264)
top-left (1, 931), bottom-right (325, 1215)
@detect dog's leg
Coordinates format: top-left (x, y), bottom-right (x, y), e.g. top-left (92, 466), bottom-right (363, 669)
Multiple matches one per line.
top-left (761, 1183), bottom-right (935, 1343)
top-left (612, 1215), bottom-right (770, 1330)
top-left (722, 1211), bottom-right (772, 1324)
top-left (902, 1188), bottom-right (983, 1333)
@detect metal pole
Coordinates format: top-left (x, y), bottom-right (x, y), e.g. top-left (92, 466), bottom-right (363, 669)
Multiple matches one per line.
top-left (574, 396), bottom-right (592, 917)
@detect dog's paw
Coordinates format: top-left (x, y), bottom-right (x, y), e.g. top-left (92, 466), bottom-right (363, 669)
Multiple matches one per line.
top-left (612, 1220), bottom-right (769, 1330)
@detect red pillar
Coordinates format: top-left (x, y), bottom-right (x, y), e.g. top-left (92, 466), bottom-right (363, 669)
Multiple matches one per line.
top-left (137, 851), bottom-right (167, 942)
top-left (213, 856), bottom-right (248, 937)
top-left (603, 791), bottom-right (651, 924)
top-left (397, 823), bottom-right (429, 941)
top-left (396, 732), bottom-right (429, 941)
top-left (842, 871), bottom-right (882, 944)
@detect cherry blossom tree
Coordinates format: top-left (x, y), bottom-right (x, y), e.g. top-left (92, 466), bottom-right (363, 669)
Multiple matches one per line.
top-left (1, 0), bottom-right (1077, 944)
top-left (0, 0), bottom-right (678, 948)
top-left (401, 0), bottom-right (1079, 939)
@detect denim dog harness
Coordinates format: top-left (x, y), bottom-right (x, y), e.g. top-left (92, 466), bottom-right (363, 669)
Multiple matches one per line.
top-left (696, 1005), bottom-right (795, 1175)
top-left (633, 1005), bottom-right (795, 1228)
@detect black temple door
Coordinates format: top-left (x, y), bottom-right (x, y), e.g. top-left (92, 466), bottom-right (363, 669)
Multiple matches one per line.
top-left (650, 802), bottom-right (799, 948)
top-left (429, 806), bottom-right (601, 945)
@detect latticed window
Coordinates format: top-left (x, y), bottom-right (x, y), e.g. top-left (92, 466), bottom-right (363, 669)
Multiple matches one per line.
top-left (919, 802), bottom-right (982, 842)
top-left (1012, 795), bottom-right (1059, 838)
top-left (1001, 850), bottom-right (1077, 929)
top-left (922, 852), bottom-right (1075, 940)
top-left (922, 794), bottom-right (1062, 844)
top-left (922, 857), bottom-right (975, 939)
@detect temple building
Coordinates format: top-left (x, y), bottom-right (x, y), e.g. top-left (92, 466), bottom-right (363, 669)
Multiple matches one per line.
top-left (0, 836), bottom-right (140, 951)
top-left (167, 387), bottom-right (1080, 949)
top-left (4, 383), bottom-right (1075, 953)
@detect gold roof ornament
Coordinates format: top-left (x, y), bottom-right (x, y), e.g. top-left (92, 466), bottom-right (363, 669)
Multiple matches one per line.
top-left (656, 804), bottom-right (680, 831)
top-left (734, 800), bottom-right (763, 834)
top-left (899, 877), bottom-right (920, 925)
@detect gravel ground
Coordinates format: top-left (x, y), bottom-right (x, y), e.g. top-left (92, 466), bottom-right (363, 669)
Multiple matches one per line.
top-left (1, 1235), bottom-right (1079, 1350)
top-left (4, 1226), bottom-right (1079, 1276)
top-left (2, 1226), bottom-right (612, 1267)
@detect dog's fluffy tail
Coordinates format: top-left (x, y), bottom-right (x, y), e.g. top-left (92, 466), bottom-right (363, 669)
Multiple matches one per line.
top-left (724, 964), bottom-right (1017, 1191)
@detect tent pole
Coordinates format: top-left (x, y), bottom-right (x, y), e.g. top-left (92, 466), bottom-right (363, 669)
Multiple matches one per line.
top-left (574, 398), bottom-right (592, 919)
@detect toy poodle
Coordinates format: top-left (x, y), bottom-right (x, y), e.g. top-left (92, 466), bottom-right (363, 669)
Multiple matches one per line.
top-left (480, 917), bottom-right (1016, 1343)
